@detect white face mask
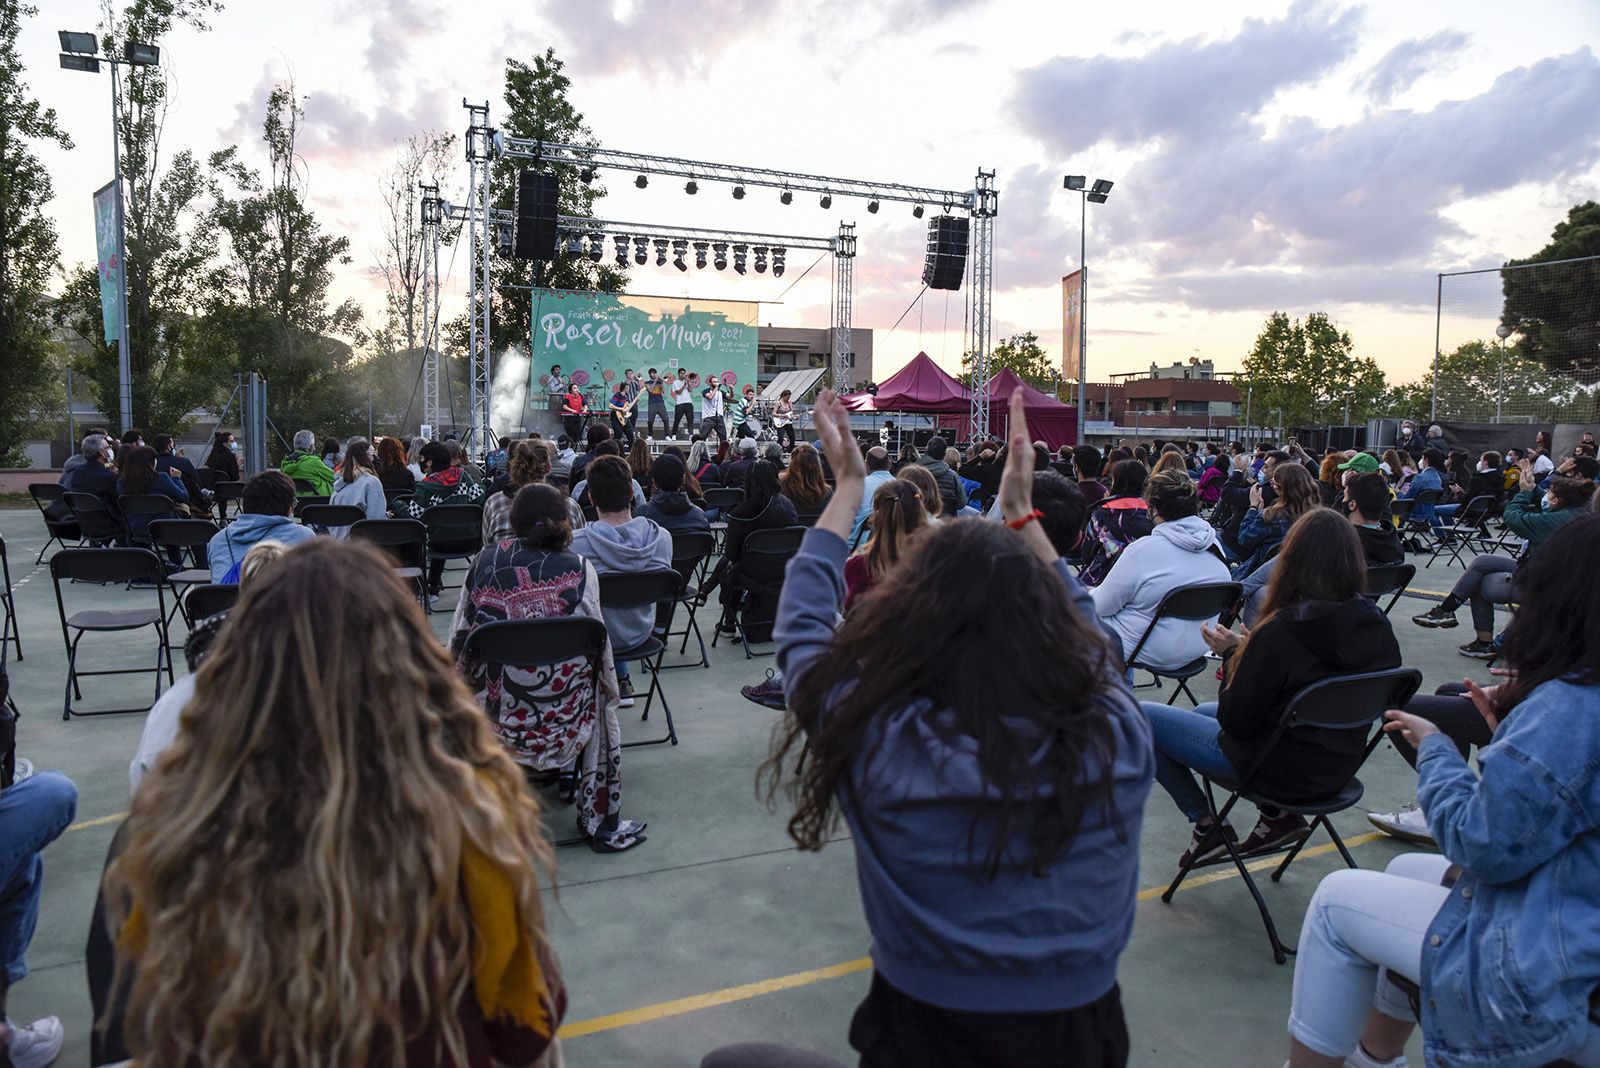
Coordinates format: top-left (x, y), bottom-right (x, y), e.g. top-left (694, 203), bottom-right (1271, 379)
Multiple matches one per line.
top-left (1545, 495), bottom-right (1559, 511)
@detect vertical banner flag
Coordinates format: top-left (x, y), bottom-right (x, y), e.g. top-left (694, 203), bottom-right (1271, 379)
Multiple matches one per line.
top-left (92, 180), bottom-right (122, 344)
top-left (1061, 268), bottom-right (1084, 383)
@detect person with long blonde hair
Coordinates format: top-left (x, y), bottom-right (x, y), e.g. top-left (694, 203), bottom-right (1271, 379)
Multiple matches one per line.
top-left (95, 538), bottom-right (565, 1066)
top-left (843, 478), bottom-right (927, 611)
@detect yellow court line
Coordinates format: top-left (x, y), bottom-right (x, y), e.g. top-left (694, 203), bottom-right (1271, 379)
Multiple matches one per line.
top-left (559, 830), bottom-right (1390, 1040)
top-left (68, 811), bottom-right (128, 833)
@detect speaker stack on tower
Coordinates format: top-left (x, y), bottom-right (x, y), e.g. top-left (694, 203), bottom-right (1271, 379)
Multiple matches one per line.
top-left (513, 170), bottom-right (559, 260)
top-left (921, 214), bottom-right (969, 291)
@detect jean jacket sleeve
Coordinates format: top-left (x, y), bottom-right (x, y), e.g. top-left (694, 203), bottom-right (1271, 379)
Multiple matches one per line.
top-left (775, 529), bottom-right (848, 716)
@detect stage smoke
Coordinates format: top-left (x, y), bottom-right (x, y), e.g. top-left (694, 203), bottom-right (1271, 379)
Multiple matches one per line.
top-left (491, 345), bottom-right (530, 437)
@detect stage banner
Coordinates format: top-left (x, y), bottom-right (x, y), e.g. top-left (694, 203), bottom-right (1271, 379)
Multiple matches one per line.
top-left (92, 180), bottom-right (122, 344)
top-left (1061, 268), bottom-right (1084, 383)
top-left (530, 289), bottom-right (759, 395)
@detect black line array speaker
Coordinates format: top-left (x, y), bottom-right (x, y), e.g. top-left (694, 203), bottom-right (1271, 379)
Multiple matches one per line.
top-left (513, 170), bottom-right (559, 260)
top-left (921, 215), bottom-right (969, 291)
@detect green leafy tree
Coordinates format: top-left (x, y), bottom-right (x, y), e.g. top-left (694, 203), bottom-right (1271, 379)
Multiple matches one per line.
top-left (1235, 311), bottom-right (1387, 428)
top-left (962, 331), bottom-right (1055, 390)
top-left (0, 0), bottom-right (71, 462)
top-left (1389, 338), bottom-right (1584, 422)
top-left (205, 83), bottom-right (362, 446)
top-left (1501, 201), bottom-right (1600, 381)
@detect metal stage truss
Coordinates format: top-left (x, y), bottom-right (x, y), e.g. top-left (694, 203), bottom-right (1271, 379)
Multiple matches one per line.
top-left (417, 101), bottom-right (998, 449)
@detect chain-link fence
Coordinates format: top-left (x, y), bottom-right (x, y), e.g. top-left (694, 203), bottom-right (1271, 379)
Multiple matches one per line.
top-left (1433, 255), bottom-right (1600, 424)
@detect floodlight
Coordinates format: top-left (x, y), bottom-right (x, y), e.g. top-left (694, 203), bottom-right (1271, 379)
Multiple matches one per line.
top-left (1064, 175), bottom-right (1086, 190)
top-left (780, 188), bottom-right (793, 205)
top-left (819, 192), bottom-right (832, 209)
top-left (1087, 192), bottom-right (1108, 203)
top-left (635, 174), bottom-right (648, 189)
top-left (732, 184), bottom-right (746, 200)
top-left (58, 30), bottom-right (98, 54)
top-left (59, 53), bottom-right (100, 72)
top-left (712, 242), bottom-right (728, 270)
top-left (685, 179), bottom-right (698, 195)
top-left (867, 199), bottom-right (880, 214)
top-left (1091, 178), bottom-right (1114, 195)
top-left (124, 41), bottom-right (160, 65)
top-left (912, 204), bottom-right (924, 218)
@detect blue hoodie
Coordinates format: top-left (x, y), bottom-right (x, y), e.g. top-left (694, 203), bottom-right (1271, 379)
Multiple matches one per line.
top-left (206, 514), bottom-right (317, 581)
top-left (776, 528), bottom-right (1153, 1013)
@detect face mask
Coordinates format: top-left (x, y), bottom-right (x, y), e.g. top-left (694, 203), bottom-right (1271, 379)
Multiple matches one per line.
top-left (1545, 495), bottom-right (1558, 511)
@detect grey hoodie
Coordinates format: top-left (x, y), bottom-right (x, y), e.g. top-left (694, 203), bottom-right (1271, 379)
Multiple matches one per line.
top-left (570, 517), bottom-right (672, 652)
top-left (1088, 514), bottom-right (1229, 671)
top-left (206, 513), bottom-right (317, 581)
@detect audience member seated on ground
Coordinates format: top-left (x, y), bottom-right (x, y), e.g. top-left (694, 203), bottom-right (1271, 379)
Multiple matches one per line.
top-left (1089, 468), bottom-right (1229, 675)
top-left (405, 440), bottom-right (488, 597)
top-left (636, 454), bottom-right (710, 536)
top-left (701, 460), bottom-right (799, 641)
top-left (206, 471), bottom-right (316, 582)
top-left (1283, 513), bottom-right (1600, 1068)
top-left (849, 447), bottom-right (895, 547)
top-left (328, 436), bottom-right (386, 535)
top-left (484, 441), bottom-right (584, 543)
top-left (1412, 469), bottom-right (1595, 658)
top-left (1141, 508), bottom-right (1402, 867)
top-left (92, 539), bottom-right (566, 1067)
top-left (130, 540), bottom-right (291, 793)
top-left (1079, 459), bottom-right (1154, 587)
top-left (1240, 471), bottom-right (1402, 626)
top-left (1400, 447), bottom-right (1446, 530)
top-left (1197, 451), bottom-right (1230, 504)
top-left (915, 436), bottom-right (968, 516)
top-left (280, 428), bottom-right (335, 496)
top-left (570, 440), bottom-right (646, 513)
top-left (374, 434), bottom-right (417, 493)
top-left (451, 484), bottom-right (642, 854)
top-left (760, 390), bottom-right (1152, 1067)
top-left (202, 429), bottom-right (241, 485)
top-left (0, 767), bottom-right (78, 1068)
top-left (897, 464), bottom-right (944, 526)
top-left (570, 456), bottom-right (672, 709)
top-left (1225, 461), bottom-right (1319, 578)
top-left (844, 479), bottom-right (927, 613)
top-left (781, 443), bottom-right (833, 523)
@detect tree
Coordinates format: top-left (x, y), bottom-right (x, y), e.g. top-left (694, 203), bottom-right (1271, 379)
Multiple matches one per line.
top-left (56, 0), bottom-right (227, 435)
top-left (1501, 201), bottom-right (1600, 380)
top-left (206, 83), bottom-right (363, 445)
top-left (1388, 338), bottom-right (1584, 423)
top-left (372, 131), bottom-right (457, 357)
top-left (0, 0), bottom-right (72, 462)
top-left (1234, 311), bottom-right (1388, 428)
top-left (962, 332), bottom-right (1055, 390)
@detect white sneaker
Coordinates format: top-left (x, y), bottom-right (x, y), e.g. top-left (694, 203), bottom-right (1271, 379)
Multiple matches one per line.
top-left (5, 1015), bottom-right (65, 1068)
top-left (1367, 804), bottom-right (1435, 847)
top-left (12, 757), bottom-right (33, 783)
top-left (1346, 1043), bottom-right (1407, 1067)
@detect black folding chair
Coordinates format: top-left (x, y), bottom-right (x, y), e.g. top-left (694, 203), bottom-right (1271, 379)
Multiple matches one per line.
top-left (1400, 489), bottom-right (1443, 552)
top-left (291, 477), bottom-right (318, 495)
top-left (1363, 562), bottom-right (1416, 616)
top-left (598, 569), bottom-right (684, 747)
top-left (349, 518), bottom-right (429, 607)
top-left (462, 616), bottom-right (608, 821)
top-left (423, 503), bottom-right (485, 607)
top-left (64, 492), bottom-right (123, 548)
top-left (212, 480), bottom-right (246, 522)
top-left (386, 492), bottom-right (415, 515)
top-left (293, 495), bottom-right (330, 513)
top-left (1, 535), bottom-right (19, 661)
top-left (28, 483), bottom-right (82, 562)
top-left (49, 548), bottom-right (175, 719)
top-left (711, 526), bottom-right (806, 659)
top-left (147, 518), bottom-right (219, 627)
top-left (1425, 495), bottom-right (1495, 569)
top-left (182, 583), bottom-right (239, 624)
top-left (1161, 667), bottom-right (1422, 963)
top-left (1125, 582), bottom-right (1243, 705)
top-left (703, 487), bottom-right (744, 551)
top-left (296, 503), bottom-right (366, 535)
top-left (661, 530), bottom-right (715, 670)
top-left (117, 494), bottom-right (179, 554)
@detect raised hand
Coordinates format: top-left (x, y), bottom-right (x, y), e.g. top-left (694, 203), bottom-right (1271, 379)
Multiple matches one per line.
top-left (811, 389), bottom-right (865, 483)
top-left (997, 389), bottom-right (1036, 521)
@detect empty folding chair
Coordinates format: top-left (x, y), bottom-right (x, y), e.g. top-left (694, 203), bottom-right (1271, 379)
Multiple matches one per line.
top-left (212, 480), bottom-right (246, 523)
top-left (296, 503), bottom-right (366, 535)
top-left (50, 548), bottom-right (175, 719)
top-left (291, 477), bottom-right (318, 495)
top-left (349, 518), bottom-right (429, 608)
top-left (1160, 667), bottom-right (1422, 963)
top-left (1363, 562), bottom-right (1416, 616)
top-left (422, 503), bottom-right (485, 606)
top-left (1, 535), bottom-right (18, 661)
top-left (64, 492), bottom-right (123, 548)
top-left (1426, 495), bottom-right (1495, 569)
top-left (661, 530), bottom-right (715, 670)
top-left (182, 582), bottom-right (240, 624)
top-left (598, 569), bottom-right (684, 747)
top-left (27, 483), bottom-right (82, 562)
top-left (1125, 581), bottom-right (1243, 705)
top-left (148, 518), bottom-right (221, 626)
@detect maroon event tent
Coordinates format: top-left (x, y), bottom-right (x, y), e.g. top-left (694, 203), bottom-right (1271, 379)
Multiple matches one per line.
top-left (985, 368), bottom-right (1078, 449)
top-left (842, 351), bottom-right (970, 413)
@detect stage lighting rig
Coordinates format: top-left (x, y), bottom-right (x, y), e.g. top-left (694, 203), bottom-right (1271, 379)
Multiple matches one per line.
top-left (732, 184), bottom-right (746, 200)
top-left (635, 174), bottom-right (648, 188)
top-left (587, 233), bottom-right (604, 262)
top-left (772, 247), bottom-right (786, 278)
top-left (780, 188), bottom-right (793, 205)
top-left (672, 239), bottom-right (689, 271)
top-left (712, 242), bottom-right (728, 270)
top-left (579, 166), bottom-right (595, 184)
top-left (653, 239), bottom-right (668, 266)
top-left (867, 199), bottom-right (880, 214)
top-left (694, 241), bottom-right (709, 269)
top-left (753, 246), bottom-right (768, 274)
top-left (685, 179), bottom-right (699, 195)
top-left (819, 192), bottom-right (832, 209)
top-left (733, 244), bottom-right (748, 275)
top-left (633, 236), bottom-right (648, 265)
top-left (614, 235), bottom-right (629, 268)
top-left (912, 204), bottom-right (925, 218)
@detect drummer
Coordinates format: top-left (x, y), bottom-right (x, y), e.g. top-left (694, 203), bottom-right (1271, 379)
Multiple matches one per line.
top-left (732, 383), bottom-right (759, 439)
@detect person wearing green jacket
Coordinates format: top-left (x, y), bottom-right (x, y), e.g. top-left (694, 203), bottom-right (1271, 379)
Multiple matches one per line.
top-left (1413, 461), bottom-right (1596, 657)
top-left (280, 430), bottom-right (335, 496)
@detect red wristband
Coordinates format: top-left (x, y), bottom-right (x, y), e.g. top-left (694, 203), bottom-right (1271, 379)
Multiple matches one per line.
top-left (1006, 508), bottom-right (1044, 530)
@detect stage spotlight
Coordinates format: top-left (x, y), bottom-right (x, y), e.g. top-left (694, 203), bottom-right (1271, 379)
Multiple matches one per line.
top-left (685, 179), bottom-right (698, 195)
top-left (672, 239), bottom-right (688, 272)
top-left (912, 204), bottom-right (925, 218)
top-left (733, 244), bottom-right (748, 275)
top-left (633, 236), bottom-right (648, 265)
top-left (635, 174), bottom-right (648, 189)
top-left (614, 235), bottom-right (629, 268)
top-left (712, 242), bottom-right (728, 270)
top-left (819, 192), bottom-right (832, 209)
top-left (1091, 178), bottom-right (1114, 195)
top-left (587, 233), bottom-right (604, 262)
top-left (653, 239), bottom-right (668, 267)
top-left (694, 241), bottom-right (709, 269)
top-left (732, 184), bottom-right (746, 200)
top-left (867, 199), bottom-right (880, 214)
top-left (753, 246), bottom-right (768, 274)
top-left (780, 188), bottom-right (793, 205)
top-left (563, 234), bottom-right (583, 260)
top-left (579, 166), bottom-right (594, 184)
top-left (772, 248), bottom-right (786, 278)
top-left (1064, 175), bottom-right (1086, 191)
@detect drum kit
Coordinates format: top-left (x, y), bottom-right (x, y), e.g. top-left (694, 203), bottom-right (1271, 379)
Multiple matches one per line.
top-left (745, 399), bottom-right (777, 441)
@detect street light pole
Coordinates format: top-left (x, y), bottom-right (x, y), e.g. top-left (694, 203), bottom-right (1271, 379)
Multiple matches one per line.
top-left (1063, 175), bottom-right (1113, 446)
top-left (1494, 323), bottom-right (1513, 422)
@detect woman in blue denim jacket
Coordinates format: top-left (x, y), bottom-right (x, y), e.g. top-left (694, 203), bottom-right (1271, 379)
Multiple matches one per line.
top-left (1284, 512), bottom-right (1600, 1068)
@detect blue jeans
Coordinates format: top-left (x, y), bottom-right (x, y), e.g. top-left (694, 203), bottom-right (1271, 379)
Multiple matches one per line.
top-left (1141, 701), bottom-right (1235, 823)
top-left (0, 772), bottom-right (79, 983)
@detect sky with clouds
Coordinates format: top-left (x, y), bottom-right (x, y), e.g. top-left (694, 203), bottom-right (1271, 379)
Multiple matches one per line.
top-left (28, 0), bottom-right (1600, 385)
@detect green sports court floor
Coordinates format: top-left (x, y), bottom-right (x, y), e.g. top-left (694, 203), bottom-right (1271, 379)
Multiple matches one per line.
top-left (0, 507), bottom-right (1493, 1066)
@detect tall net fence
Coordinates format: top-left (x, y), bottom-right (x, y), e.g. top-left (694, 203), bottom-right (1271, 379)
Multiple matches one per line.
top-left (1434, 255), bottom-right (1600, 424)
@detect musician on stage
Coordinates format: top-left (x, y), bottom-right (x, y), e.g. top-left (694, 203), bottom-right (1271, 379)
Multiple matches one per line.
top-left (621, 369), bottom-right (643, 443)
top-left (609, 381), bottom-right (637, 446)
top-left (700, 374), bottom-right (729, 444)
top-left (547, 364), bottom-right (566, 394)
top-left (732, 384), bottom-right (759, 440)
top-left (643, 368), bottom-right (670, 438)
top-left (671, 369), bottom-right (695, 438)
top-left (773, 389), bottom-right (796, 450)
top-left (562, 382), bottom-right (585, 441)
